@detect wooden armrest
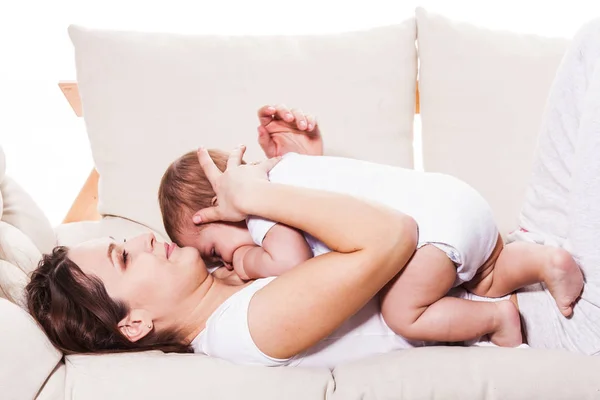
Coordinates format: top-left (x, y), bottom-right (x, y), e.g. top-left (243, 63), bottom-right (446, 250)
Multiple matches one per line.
top-left (58, 81), bottom-right (83, 117)
top-left (62, 169), bottom-right (101, 224)
top-left (59, 82), bottom-right (101, 223)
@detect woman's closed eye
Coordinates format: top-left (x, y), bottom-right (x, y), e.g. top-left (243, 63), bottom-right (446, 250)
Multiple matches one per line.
top-left (120, 250), bottom-right (129, 268)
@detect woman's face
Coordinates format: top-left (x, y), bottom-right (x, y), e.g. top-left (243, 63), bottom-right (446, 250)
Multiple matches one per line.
top-left (68, 233), bottom-right (209, 325)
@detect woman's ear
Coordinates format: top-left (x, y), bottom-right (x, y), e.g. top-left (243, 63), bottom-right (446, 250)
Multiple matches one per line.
top-left (118, 309), bottom-right (153, 342)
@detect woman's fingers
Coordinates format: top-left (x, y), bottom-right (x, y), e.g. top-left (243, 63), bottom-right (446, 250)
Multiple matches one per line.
top-left (257, 105), bottom-right (277, 126)
top-left (227, 145), bottom-right (246, 169)
top-left (258, 125), bottom-right (277, 157)
top-left (192, 206), bottom-right (220, 224)
top-left (306, 114), bottom-right (317, 132)
top-left (291, 108), bottom-right (308, 131)
top-left (197, 148), bottom-right (222, 185)
top-left (258, 104), bottom-right (315, 132)
top-left (275, 104), bottom-right (294, 122)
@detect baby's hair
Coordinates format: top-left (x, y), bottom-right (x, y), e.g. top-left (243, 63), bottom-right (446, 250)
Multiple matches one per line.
top-left (158, 149), bottom-right (244, 245)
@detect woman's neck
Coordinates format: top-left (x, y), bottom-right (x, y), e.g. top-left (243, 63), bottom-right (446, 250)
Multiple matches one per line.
top-left (178, 275), bottom-right (251, 344)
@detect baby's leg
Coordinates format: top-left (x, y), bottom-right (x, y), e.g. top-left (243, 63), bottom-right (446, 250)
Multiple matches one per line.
top-left (467, 240), bottom-right (583, 317)
top-left (380, 245), bottom-right (522, 346)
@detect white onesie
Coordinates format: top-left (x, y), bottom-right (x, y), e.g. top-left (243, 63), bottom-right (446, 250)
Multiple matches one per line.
top-left (246, 153), bottom-right (499, 286)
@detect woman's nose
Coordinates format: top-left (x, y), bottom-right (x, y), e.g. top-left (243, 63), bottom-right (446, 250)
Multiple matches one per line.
top-left (145, 233), bottom-right (156, 252)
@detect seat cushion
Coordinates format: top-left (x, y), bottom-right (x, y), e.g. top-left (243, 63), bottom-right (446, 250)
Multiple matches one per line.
top-left (36, 363), bottom-right (66, 400)
top-left (331, 346), bottom-right (600, 399)
top-left (69, 21), bottom-right (418, 239)
top-left (64, 351), bottom-right (332, 400)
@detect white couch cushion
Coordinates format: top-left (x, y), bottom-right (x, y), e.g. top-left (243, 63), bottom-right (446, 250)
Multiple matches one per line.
top-left (0, 222), bottom-right (41, 275)
top-left (69, 21), bottom-right (417, 239)
top-left (0, 299), bottom-right (62, 400)
top-left (0, 147), bottom-right (55, 307)
top-left (0, 176), bottom-right (56, 254)
top-left (0, 222), bottom-right (43, 308)
top-left (65, 351), bottom-right (332, 399)
top-left (416, 8), bottom-right (569, 236)
top-left (36, 363), bottom-right (66, 400)
top-left (331, 346), bottom-right (600, 399)
top-left (0, 259), bottom-right (29, 308)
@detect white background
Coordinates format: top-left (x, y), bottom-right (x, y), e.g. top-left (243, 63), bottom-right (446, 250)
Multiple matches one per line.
top-left (1, 0), bottom-right (598, 225)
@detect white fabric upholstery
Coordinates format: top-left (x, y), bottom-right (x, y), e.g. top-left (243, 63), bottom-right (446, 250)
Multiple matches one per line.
top-left (69, 21), bottom-right (418, 239)
top-left (0, 145), bottom-right (54, 308)
top-left (416, 8), bottom-right (569, 236)
top-left (0, 146), bottom-right (64, 398)
top-left (0, 299), bottom-right (62, 400)
top-left (36, 363), bottom-right (66, 400)
top-left (331, 346), bottom-right (600, 399)
top-left (0, 256), bottom-right (31, 308)
top-left (64, 351), bottom-right (333, 399)
top-left (0, 176), bottom-right (55, 255)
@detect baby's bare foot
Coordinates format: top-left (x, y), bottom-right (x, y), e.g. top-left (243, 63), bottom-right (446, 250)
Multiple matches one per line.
top-left (489, 301), bottom-right (522, 347)
top-left (542, 248), bottom-right (583, 317)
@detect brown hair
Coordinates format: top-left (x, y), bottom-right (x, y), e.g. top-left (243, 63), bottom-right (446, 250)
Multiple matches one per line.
top-left (159, 149), bottom-right (243, 245)
top-left (26, 246), bottom-right (192, 355)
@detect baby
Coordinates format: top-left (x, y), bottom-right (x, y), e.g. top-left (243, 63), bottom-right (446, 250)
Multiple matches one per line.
top-left (158, 107), bottom-right (584, 347)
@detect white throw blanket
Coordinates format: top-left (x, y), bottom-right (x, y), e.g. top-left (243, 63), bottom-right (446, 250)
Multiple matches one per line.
top-left (509, 18), bottom-right (600, 355)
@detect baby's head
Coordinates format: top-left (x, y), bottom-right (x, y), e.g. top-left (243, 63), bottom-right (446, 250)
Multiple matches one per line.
top-left (158, 149), bottom-right (254, 267)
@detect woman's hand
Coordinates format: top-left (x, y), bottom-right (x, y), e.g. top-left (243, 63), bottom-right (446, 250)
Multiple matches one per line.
top-left (192, 145), bottom-right (281, 224)
top-left (257, 104), bottom-right (323, 157)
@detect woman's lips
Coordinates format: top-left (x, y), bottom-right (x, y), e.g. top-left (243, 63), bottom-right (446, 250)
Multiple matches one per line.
top-left (166, 243), bottom-right (176, 259)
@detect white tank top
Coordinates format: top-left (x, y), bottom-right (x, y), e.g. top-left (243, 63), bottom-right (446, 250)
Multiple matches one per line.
top-left (192, 278), bottom-right (424, 368)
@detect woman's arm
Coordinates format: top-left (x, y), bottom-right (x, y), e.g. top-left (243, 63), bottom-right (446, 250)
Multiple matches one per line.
top-left (194, 147), bottom-right (417, 359)
top-left (242, 182), bottom-right (417, 359)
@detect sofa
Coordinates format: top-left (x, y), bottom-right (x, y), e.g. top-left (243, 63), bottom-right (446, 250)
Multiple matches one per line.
top-left (2, 7), bottom-right (600, 399)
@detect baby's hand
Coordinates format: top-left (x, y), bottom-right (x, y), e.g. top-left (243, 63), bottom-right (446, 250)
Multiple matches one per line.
top-left (256, 104), bottom-right (323, 158)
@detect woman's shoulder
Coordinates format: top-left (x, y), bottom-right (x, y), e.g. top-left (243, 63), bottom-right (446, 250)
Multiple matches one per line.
top-left (192, 277), bottom-right (290, 366)
top-left (207, 277), bottom-right (276, 327)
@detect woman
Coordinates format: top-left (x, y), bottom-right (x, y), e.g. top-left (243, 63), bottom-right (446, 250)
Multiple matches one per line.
top-left (26, 18), bottom-right (600, 364)
top-left (27, 146), bottom-right (419, 365)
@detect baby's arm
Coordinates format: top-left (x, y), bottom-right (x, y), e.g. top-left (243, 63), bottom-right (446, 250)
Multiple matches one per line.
top-left (233, 224), bottom-right (312, 280)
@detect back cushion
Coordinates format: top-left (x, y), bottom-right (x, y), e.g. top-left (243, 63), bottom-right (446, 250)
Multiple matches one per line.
top-left (416, 8), bottom-right (569, 236)
top-left (70, 22), bottom-right (417, 239)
